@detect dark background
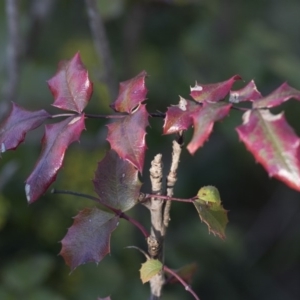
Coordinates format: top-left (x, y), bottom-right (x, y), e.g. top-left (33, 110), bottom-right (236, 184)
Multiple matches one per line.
top-left (0, 0), bottom-right (300, 299)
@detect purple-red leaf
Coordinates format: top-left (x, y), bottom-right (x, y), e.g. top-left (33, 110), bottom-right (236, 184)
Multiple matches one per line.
top-left (47, 52), bottom-right (93, 113)
top-left (60, 207), bottom-right (119, 271)
top-left (190, 75), bottom-right (241, 103)
top-left (0, 103), bottom-right (50, 153)
top-left (187, 102), bottom-right (231, 154)
top-left (25, 114), bottom-right (85, 203)
top-left (163, 96), bottom-right (199, 134)
top-left (252, 82), bottom-right (300, 109)
top-left (93, 150), bottom-right (142, 212)
top-left (106, 104), bottom-right (149, 172)
top-left (236, 109), bottom-right (300, 191)
top-left (229, 80), bottom-right (262, 103)
top-left (110, 71), bottom-right (148, 113)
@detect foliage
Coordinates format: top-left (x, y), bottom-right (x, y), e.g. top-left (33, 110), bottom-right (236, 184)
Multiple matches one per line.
top-left (1, 51), bottom-right (300, 299)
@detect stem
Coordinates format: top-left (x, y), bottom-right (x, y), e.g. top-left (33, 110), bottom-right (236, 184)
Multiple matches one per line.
top-left (163, 139), bottom-right (182, 234)
top-left (85, 113), bottom-right (126, 119)
top-left (51, 189), bottom-right (149, 238)
top-left (163, 266), bottom-right (200, 300)
top-left (51, 113), bottom-right (76, 118)
top-left (144, 194), bottom-right (195, 203)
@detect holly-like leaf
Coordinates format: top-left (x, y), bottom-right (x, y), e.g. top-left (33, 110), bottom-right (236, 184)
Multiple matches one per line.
top-left (110, 71), bottom-right (148, 113)
top-left (194, 193), bottom-right (228, 239)
top-left (106, 104), bottom-right (149, 173)
top-left (0, 103), bottom-right (50, 153)
top-left (197, 186), bottom-right (221, 205)
top-left (190, 75), bottom-right (241, 103)
top-left (60, 207), bottom-right (119, 271)
top-left (229, 80), bottom-right (262, 103)
top-left (93, 150), bottom-right (142, 212)
top-left (236, 109), bottom-right (300, 191)
top-left (140, 259), bottom-right (163, 284)
top-left (252, 82), bottom-right (300, 109)
top-left (47, 52), bottom-right (93, 113)
top-left (187, 102), bottom-right (231, 154)
top-left (25, 114), bottom-right (85, 203)
top-left (163, 96), bottom-right (199, 135)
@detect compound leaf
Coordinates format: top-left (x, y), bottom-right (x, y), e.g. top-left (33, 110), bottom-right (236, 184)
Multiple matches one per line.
top-left (93, 150), bottom-right (142, 212)
top-left (110, 71), bottom-right (148, 113)
top-left (236, 109), bottom-right (300, 191)
top-left (194, 195), bottom-right (228, 239)
top-left (106, 104), bottom-right (149, 173)
top-left (252, 82), bottom-right (300, 109)
top-left (47, 52), bottom-right (93, 113)
top-left (0, 102), bottom-right (50, 153)
top-left (25, 114), bottom-right (85, 203)
top-left (190, 75), bottom-right (241, 103)
top-left (140, 259), bottom-right (163, 284)
top-left (60, 207), bottom-right (119, 271)
top-left (187, 102), bottom-right (231, 154)
top-left (163, 96), bottom-right (199, 134)
top-left (229, 80), bottom-right (262, 103)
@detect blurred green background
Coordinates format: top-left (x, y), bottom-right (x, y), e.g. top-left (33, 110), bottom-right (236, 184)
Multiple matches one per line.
top-left (1, 0), bottom-right (300, 299)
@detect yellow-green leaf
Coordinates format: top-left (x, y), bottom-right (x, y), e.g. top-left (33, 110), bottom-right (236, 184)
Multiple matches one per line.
top-left (140, 259), bottom-right (163, 284)
top-left (197, 185), bottom-right (221, 205)
top-left (194, 187), bottom-right (228, 239)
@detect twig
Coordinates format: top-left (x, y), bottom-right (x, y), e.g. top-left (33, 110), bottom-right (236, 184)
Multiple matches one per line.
top-left (162, 140), bottom-right (182, 234)
top-left (51, 189), bottom-right (149, 238)
top-left (148, 154), bottom-right (165, 299)
top-left (163, 265), bottom-right (200, 300)
top-left (1, 0), bottom-right (21, 118)
top-left (85, 0), bottom-right (118, 101)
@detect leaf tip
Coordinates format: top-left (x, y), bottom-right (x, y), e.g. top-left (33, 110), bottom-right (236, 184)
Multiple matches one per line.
top-left (1, 143), bottom-right (6, 153)
top-left (25, 183), bottom-right (31, 203)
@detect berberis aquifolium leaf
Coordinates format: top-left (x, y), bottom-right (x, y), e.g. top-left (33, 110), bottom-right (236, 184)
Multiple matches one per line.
top-left (25, 114), bottom-right (86, 203)
top-left (47, 52), bottom-right (93, 113)
top-left (106, 104), bottom-right (149, 173)
top-left (60, 207), bottom-right (119, 271)
top-left (110, 70), bottom-right (148, 113)
top-left (0, 103), bottom-right (50, 154)
top-left (93, 150), bottom-right (142, 212)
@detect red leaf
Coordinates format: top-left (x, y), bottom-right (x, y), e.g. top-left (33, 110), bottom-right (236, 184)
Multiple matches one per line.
top-left (110, 71), bottom-right (148, 113)
top-left (106, 104), bottom-right (149, 172)
top-left (236, 109), bottom-right (300, 191)
top-left (60, 207), bottom-right (119, 271)
top-left (47, 52), bottom-right (93, 113)
top-left (187, 102), bottom-right (231, 154)
top-left (252, 82), bottom-right (300, 108)
top-left (229, 80), bottom-right (262, 103)
top-left (190, 75), bottom-right (241, 103)
top-left (93, 150), bottom-right (142, 212)
top-left (163, 96), bottom-right (199, 134)
top-left (0, 102), bottom-right (50, 153)
top-left (25, 114), bottom-right (85, 203)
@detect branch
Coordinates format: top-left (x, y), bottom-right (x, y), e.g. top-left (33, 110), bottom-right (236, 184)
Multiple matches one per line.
top-left (164, 266), bottom-right (200, 300)
top-left (148, 154), bottom-right (165, 299)
top-left (163, 139), bottom-right (182, 234)
top-left (84, 0), bottom-right (118, 101)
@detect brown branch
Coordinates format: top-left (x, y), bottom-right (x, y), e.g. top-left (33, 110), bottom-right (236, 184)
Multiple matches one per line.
top-left (84, 0), bottom-right (118, 101)
top-left (162, 140), bottom-right (182, 234)
top-left (148, 154), bottom-right (165, 299)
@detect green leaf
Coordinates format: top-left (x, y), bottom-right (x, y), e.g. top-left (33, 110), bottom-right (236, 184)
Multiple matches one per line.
top-left (197, 185), bottom-right (221, 204)
top-left (140, 259), bottom-right (163, 284)
top-left (194, 187), bottom-right (228, 239)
